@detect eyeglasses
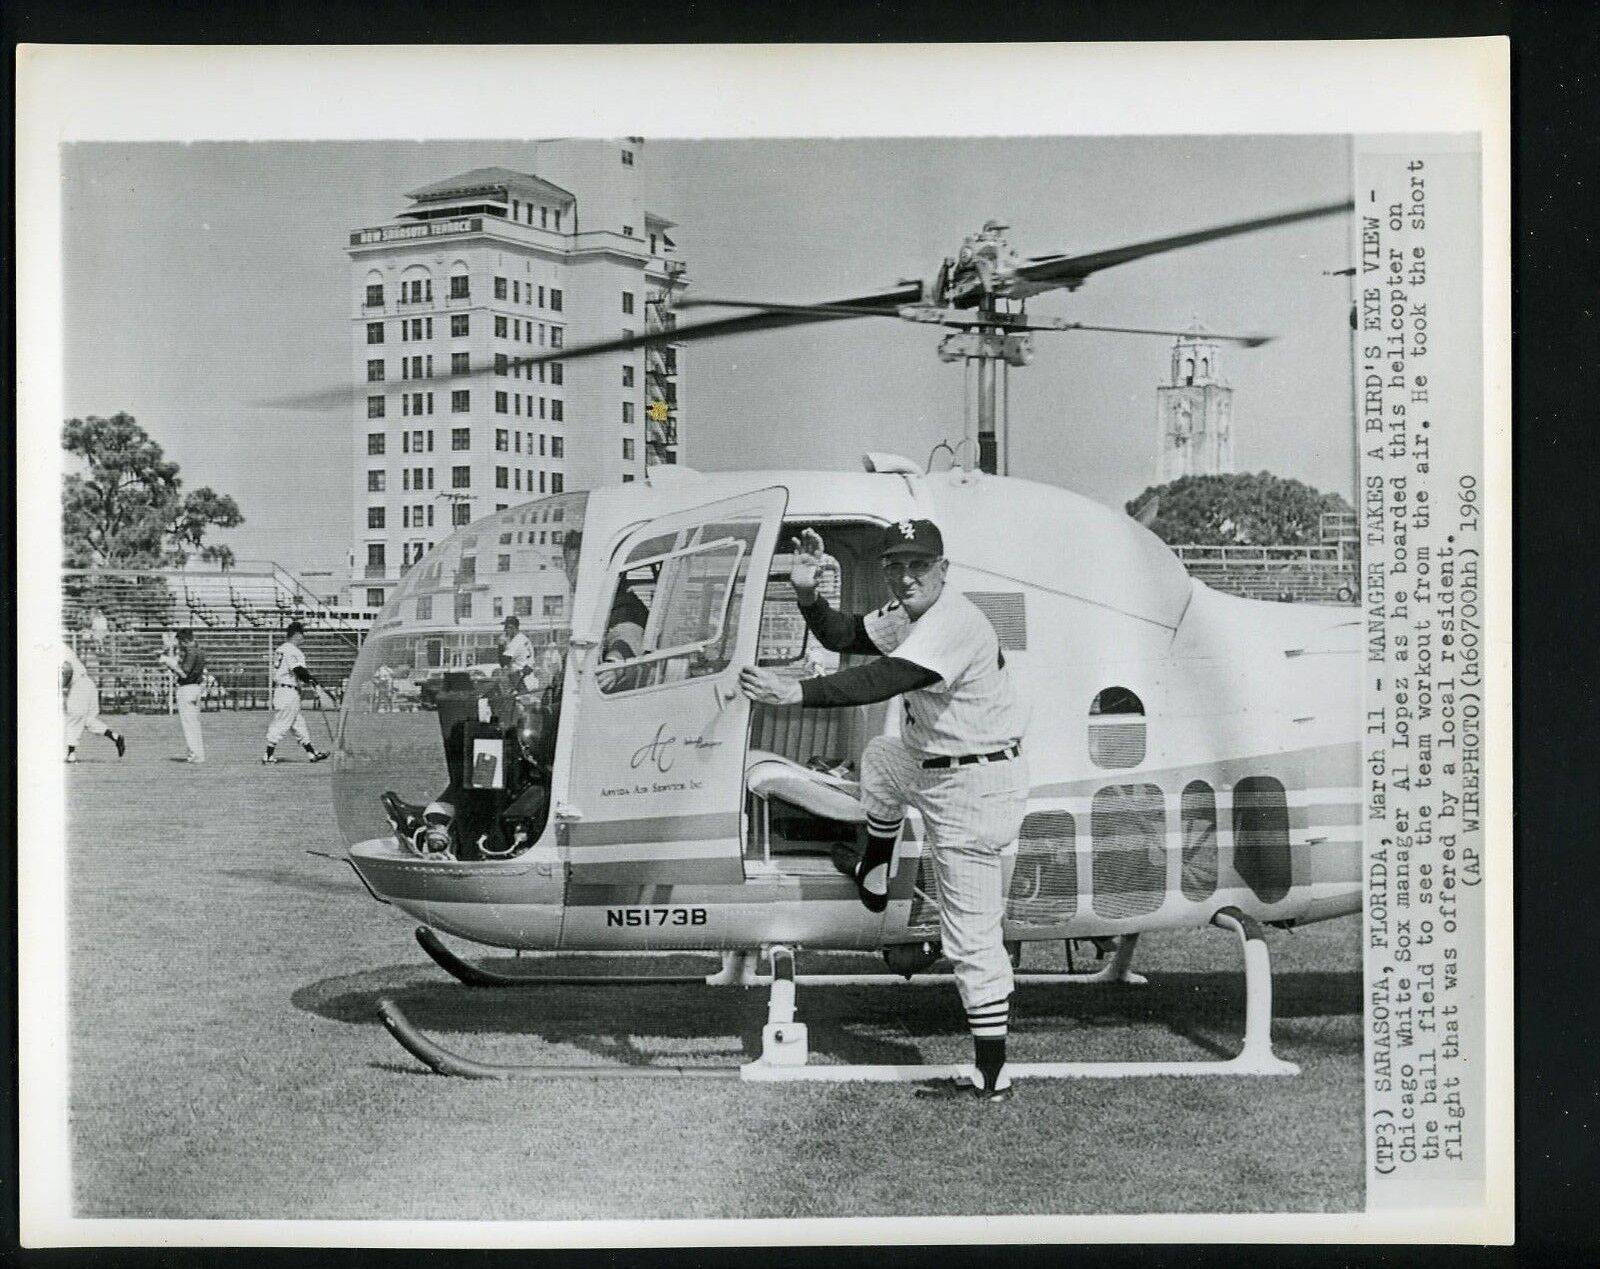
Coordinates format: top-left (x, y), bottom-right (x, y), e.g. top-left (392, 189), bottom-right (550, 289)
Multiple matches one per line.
top-left (881, 558), bottom-right (940, 580)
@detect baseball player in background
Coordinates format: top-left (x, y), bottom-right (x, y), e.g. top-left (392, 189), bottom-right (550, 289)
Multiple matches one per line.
top-left (60, 639), bottom-right (126, 762)
top-left (740, 520), bottom-right (1030, 1102)
top-left (158, 627), bottom-right (208, 763)
top-left (498, 615), bottom-right (536, 693)
top-left (262, 621), bottom-right (329, 765)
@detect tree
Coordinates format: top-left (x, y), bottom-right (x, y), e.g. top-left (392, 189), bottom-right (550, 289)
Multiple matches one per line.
top-left (1125, 471), bottom-right (1351, 547)
top-left (62, 412), bottom-right (244, 569)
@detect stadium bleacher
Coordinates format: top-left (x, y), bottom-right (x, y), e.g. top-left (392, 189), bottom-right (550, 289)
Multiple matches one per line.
top-left (63, 566), bottom-right (367, 715)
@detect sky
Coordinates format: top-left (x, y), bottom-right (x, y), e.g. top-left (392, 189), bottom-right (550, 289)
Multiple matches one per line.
top-left (61, 135), bottom-right (1354, 575)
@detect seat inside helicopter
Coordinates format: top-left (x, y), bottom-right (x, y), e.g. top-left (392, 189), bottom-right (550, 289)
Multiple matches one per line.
top-left (742, 520), bottom-right (895, 867)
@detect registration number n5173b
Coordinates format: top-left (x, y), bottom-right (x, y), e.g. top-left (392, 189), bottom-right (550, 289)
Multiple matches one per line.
top-left (605, 907), bottom-right (708, 928)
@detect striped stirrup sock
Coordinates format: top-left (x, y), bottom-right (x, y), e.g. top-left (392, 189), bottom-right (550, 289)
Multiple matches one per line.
top-left (968, 996), bottom-right (1011, 1090)
top-left (859, 814), bottom-right (902, 897)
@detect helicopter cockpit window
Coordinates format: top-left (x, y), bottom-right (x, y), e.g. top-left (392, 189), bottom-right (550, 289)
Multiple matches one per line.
top-left (595, 518), bottom-right (760, 695)
top-left (1088, 686), bottom-right (1147, 769)
top-left (332, 491), bottom-right (591, 861)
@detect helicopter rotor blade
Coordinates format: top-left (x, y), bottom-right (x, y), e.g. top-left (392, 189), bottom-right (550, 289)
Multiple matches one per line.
top-left (1017, 319), bottom-right (1274, 346)
top-left (1015, 198), bottom-right (1353, 290)
top-left (253, 283), bottom-right (922, 411)
top-left (675, 297), bottom-right (910, 318)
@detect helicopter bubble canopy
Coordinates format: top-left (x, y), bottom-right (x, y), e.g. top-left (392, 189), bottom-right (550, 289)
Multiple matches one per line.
top-left (333, 492), bottom-right (589, 859)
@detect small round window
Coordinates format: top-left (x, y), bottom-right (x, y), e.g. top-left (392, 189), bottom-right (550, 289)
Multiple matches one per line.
top-left (1088, 686), bottom-right (1146, 769)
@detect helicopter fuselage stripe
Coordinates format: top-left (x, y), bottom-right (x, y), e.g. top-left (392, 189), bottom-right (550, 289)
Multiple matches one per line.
top-left (566, 812), bottom-right (740, 848)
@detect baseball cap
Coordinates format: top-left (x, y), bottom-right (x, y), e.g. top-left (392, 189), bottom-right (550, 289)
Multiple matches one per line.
top-left (286, 620), bottom-right (306, 639)
top-left (878, 518), bottom-right (944, 561)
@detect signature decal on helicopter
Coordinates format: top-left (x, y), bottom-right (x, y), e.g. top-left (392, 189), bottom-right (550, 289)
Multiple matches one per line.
top-left (605, 906), bottom-right (709, 928)
top-left (631, 724), bottom-right (678, 773)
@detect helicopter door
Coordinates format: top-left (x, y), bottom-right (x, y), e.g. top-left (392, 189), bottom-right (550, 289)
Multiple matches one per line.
top-left (564, 486), bottom-right (789, 885)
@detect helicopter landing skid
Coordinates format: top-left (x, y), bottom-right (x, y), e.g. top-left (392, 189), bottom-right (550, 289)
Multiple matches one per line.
top-left (739, 910), bottom-right (1297, 1081)
top-left (415, 926), bottom-right (714, 988)
top-left (382, 910), bottom-right (1295, 1080)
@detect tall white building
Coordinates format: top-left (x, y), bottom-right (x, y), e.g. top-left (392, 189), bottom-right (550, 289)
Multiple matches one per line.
top-left (346, 140), bottom-right (687, 610)
top-left (1156, 324), bottom-right (1235, 483)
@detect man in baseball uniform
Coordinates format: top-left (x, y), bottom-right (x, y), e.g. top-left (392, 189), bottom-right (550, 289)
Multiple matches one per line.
top-left (158, 627), bottom-right (208, 763)
top-left (740, 520), bottom-right (1029, 1101)
top-left (60, 640), bottom-right (126, 763)
top-left (262, 621), bottom-right (329, 765)
top-left (498, 616), bottom-right (536, 693)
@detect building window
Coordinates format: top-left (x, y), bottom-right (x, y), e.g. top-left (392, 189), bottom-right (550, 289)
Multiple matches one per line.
top-left (366, 322), bottom-right (384, 345)
top-left (426, 468), bottom-right (434, 489)
top-left (494, 276), bottom-right (507, 300)
top-left (452, 390), bottom-right (470, 413)
top-left (549, 362), bottom-right (564, 385)
top-left (622, 438), bottom-right (635, 461)
top-left (549, 289), bottom-right (563, 313)
top-left (495, 467), bottom-right (508, 489)
top-left (455, 590), bottom-right (472, 619)
top-left (622, 474), bottom-right (635, 483)
top-left (450, 275), bottom-right (469, 300)
top-left (367, 470), bottom-right (386, 492)
top-left (513, 280), bottom-right (521, 303)
top-left (367, 396), bottom-right (385, 419)
top-left (550, 436), bottom-right (564, 458)
top-left (366, 543), bottom-right (386, 569)
top-left (538, 398), bottom-right (546, 420)
top-left (494, 553), bottom-right (510, 573)
top-left (622, 291), bottom-right (635, 315)
top-left (367, 359), bottom-right (385, 382)
top-left (543, 595), bottom-right (566, 619)
top-left (550, 399), bottom-right (564, 422)
top-left (452, 503), bottom-right (471, 527)
top-left (402, 469), bottom-right (410, 491)
top-left (514, 595), bottom-right (533, 617)
top-left (367, 432), bottom-right (385, 455)
top-left (368, 506), bottom-right (385, 529)
top-left (495, 315), bottom-right (508, 338)
top-left (622, 401), bottom-right (634, 425)
top-left (621, 149), bottom-right (634, 166)
top-left (415, 595), bottom-right (432, 620)
top-left (412, 429), bottom-right (424, 452)
top-left (622, 225), bottom-right (634, 238)
top-left (537, 285), bottom-right (545, 307)
top-left (452, 427), bottom-right (470, 451)
top-left (538, 471), bottom-right (546, 493)
top-left (514, 469), bottom-right (522, 491)
top-left (427, 504), bottom-right (434, 525)
top-left (452, 352), bottom-right (470, 376)
top-left (367, 588), bottom-right (386, 608)
top-left (513, 319), bottom-right (521, 341)
top-left (550, 327), bottom-right (563, 349)
top-left (401, 506), bottom-right (409, 528)
top-left (495, 428), bottom-right (509, 452)
top-left (366, 283), bottom-right (384, 307)
top-left (494, 354), bottom-right (508, 376)
top-left (622, 364), bottom-right (634, 387)
top-left (649, 233), bottom-right (657, 255)
top-left (495, 392), bottom-right (508, 414)
top-left (552, 472), bottom-right (564, 493)
top-left (452, 466), bottom-right (470, 488)
top-left (514, 432), bottom-right (522, 453)
top-left (451, 313), bottom-right (469, 337)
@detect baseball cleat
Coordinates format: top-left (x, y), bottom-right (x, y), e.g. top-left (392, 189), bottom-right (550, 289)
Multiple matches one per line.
top-left (831, 843), bottom-right (889, 914)
top-left (913, 1069), bottom-right (1014, 1103)
top-left (308, 750), bottom-right (330, 763)
top-left (114, 733), bottom-right (126, 758)
top-left (261, 755), bottom-right (281, 765)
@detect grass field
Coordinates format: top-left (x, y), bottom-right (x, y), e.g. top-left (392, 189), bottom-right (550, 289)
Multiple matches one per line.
top-left (64, 713), bottom-right (1363, 1221)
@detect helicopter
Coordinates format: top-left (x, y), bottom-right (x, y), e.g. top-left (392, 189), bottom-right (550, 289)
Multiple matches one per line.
top-left (322, 196), bottom-right (1359, 1083)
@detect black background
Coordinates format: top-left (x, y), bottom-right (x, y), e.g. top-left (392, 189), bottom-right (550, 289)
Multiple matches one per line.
top-left (3, 1), bottom-right (1593, 1265)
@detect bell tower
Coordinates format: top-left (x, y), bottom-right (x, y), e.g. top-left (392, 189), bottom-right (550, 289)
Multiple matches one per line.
top-left (1156, 322), bottom-right (1235, 481)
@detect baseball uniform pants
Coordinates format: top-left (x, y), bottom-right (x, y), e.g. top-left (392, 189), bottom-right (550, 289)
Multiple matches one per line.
top-left (859, 734), bottom-right (1029, 1011)
top-left (176, 682), bottom-right (206, 760)
top-left (65, 678), bottom-right (112, 748)
top-left (267, 685), bottom-right (311, 746)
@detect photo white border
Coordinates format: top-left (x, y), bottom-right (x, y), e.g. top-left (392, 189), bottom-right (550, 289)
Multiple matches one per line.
top-left (16, 38), bottom-right (1512, 1247)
